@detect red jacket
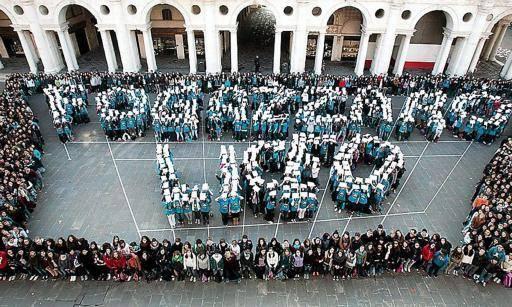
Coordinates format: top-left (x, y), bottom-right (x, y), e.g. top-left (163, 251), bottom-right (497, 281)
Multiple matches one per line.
top-left (110, 255), bottom-right (127, 270)
top-left (0, 251), bottom-right (8, 270)
top-left (421, 245), bottom-right (435, 261)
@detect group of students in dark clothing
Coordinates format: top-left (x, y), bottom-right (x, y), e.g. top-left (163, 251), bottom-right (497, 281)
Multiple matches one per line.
top-left (462, 137), bottom-right (512, 287)
top-left (0, 71), bottom-right (511, 288)
top-left (1, 225), bottom-right (510, 287)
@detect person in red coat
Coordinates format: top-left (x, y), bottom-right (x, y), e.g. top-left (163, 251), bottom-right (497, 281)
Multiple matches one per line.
top-left (110, 251), bottom-right (127, 281)
top-left (421, 243), bottom-right (436, 270)
top-left (0, 250), bottom-right (8, 279)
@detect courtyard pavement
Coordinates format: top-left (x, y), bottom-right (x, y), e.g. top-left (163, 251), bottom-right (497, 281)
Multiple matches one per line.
top-left (1, 30), bottom-right (512, 306)
top-left (0, 90), bottom-right (508, 306)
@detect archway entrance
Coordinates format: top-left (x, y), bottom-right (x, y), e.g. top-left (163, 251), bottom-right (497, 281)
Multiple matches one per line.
top-left (406, 10), bottom-right (457, 75)
top-left (146, 4), bottom-right (191, 72)
top-left (230, 5), bottom-right (276, 73)
top-left (60, 5), bottom-right (113, 71)
top-left (320, 7), bottom-right (364, 75)
top-left (0, 10), bottom-right (41, 73)
top-left (475, 15), bottom-right (512, 78)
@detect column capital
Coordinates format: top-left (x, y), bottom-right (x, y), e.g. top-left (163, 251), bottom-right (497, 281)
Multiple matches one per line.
top-left (96, 24), bottom-right (116, 31)
top-left (186, 25), bottom-right (205, 32)
top-left (216, 25), bottom-right (237, 32)
top-left (360, 25), bottom-right (374, 36)
top-left (396, 29), bottom-right (416, 37)
top-left (11, 24), bottom-right (31, 32)
top-left (40, 23), bottom-right (69, 32)
top-left (134, 22), bottom-right (153, 32)
top-left (443, 27), bottom-right (470, 39)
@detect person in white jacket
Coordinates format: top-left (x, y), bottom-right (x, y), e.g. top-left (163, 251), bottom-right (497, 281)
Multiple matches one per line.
top-left (183, 250), bottom-right (197, 282)
top-left (266, 247), bottom-right (280, 280)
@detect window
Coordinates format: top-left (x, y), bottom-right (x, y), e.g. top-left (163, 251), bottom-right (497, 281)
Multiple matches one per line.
top-left (127, 5), bottom-right (137, 15)
top-left (162, 8), bottom-right (172, 20)
top-left (192, 5), bottom-right (201, 15)
top-left (219, 5), bottom-right (229, 15)
top-left (375, 9), bottom-right (385, 19)
top-left (463, 12), bottom-right (473, 22)
top-left (401, 10), bottom-right (411, 20)
top-left (284, 6), bottom-right (293, 16)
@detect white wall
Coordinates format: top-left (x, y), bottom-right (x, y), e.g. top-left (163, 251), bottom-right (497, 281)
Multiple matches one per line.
top-left (405, 44), bottom-right (443, 62)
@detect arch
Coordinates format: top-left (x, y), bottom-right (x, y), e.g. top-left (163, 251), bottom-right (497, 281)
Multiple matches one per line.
top-left (0, 4), bottom-right (17, 24)
top-left (229, 0), bottom-right (281, 25)
top-left (410, 7), bottom-right (457, 31)
top-left (141, 0), bottom-right (191, 25)
top-left (54, 0), bottom-right (102, 24)
top-left (321, 3), bottom-right (371, 27)
top-left (485, 9), bottom-right (512, 32)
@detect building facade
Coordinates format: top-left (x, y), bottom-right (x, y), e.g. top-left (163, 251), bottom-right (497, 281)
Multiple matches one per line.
top-left (1, 0), bottom-right (512, 77)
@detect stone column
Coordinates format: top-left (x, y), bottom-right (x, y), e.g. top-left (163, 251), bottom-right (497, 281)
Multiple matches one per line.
top-left (314, 31), bottom-right (326, 74)
top-left (355, 29), bottom-right (370, 76)
top-left (469, 37), bottom-right (488, 73)
top-left (114, 27), bottom-right (138, 72)
top-left (45, 30), bottom-right (65, 72)
top-left (64, 31), bottom-right (79, 69)
top-left (273, 30), bottom-right (282, 73)
top-left (374, 31), bottom-right (398, 74)
top-left (230, 29), bottom-right (238, 73)
top-left (373, 3), bottom-right (400, 74)
top-left (446, 37), bottom-right (468, 76)
top-left (129, 30), bottom-right (141, 71)
top-left (98, 29), bottom-right (118, 72)
top-left (57, 25), bottom-right (79, 71)
top-left (186, 29), bottom-right (197, 73)
top-left (503, 59), bottom-right (512, 79)
top-left (17, 4), bottom-right (61, 72)
top-left (452, 6), bottom-right (492, 76)
top-left (142, 27), bottom-right (157, 71)
top-left (290, 28), bottom-right (308, 73)
top-left (203, 1), bottom-right (221, 73)
top-left (393, 34), bottom-right (412, 75)
top-left (489, 24), bottom-right (508, 61)
top-left (482, 24), bottom-right (502, 60)
top-left (370, 34), bottom-right (382, 73)
top-left (15, 29), bottom-right (38, 73)
top-left (500, 52), bottom-right (512, 77)
top-left (175, 34), bottom-right (185, 59)
top-left (0, 37), bottom-right (9, 58)
top-left (331, 36), bottom-right (343, 61)
top-left (432, 31), bottom-right (455, 75)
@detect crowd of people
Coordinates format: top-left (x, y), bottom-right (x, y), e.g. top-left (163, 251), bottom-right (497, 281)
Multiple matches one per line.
top-left (152, 86), bottom-right (202, 142)
top-left (10, 71), bottom-right (512, 146)
top-left (1, 226), bottom-right (511, 286)
top-left (463, 137), bottom-right (512, 287)
top-left (445, 92), bottom-right (512, 144)
top-left (0, 71), bottom-right (511, 287)
top-left (96, 87), bottom-right (151, 141)
top-left (216, 145), bottom-right (244, 225)
top-left (156, 144), bottom-right (213, 227)
top-left (329, 134), bottom-right (405, 214)
top-left (43, 84), bottom-right (89, 143)
top-left (239, 135), bottom-right (321, 223)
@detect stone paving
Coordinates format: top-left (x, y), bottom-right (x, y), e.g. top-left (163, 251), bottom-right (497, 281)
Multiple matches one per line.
top-left (0, 90), bottom-right (506, 306)
top-left (1, 35), bottom-right (512, 306)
